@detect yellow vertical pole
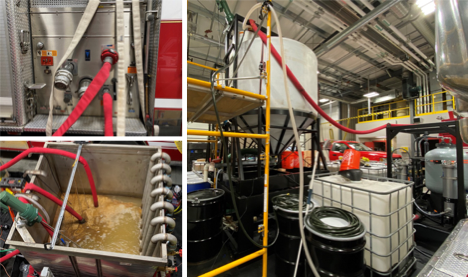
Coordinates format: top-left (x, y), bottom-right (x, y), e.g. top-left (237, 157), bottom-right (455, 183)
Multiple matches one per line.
top-left (432, 94), bottom-right (435, 113)
top-left (262, 5), bottom-right (271, 277)
top-left (414, 99), bottom-right (417, 116)
top-left (214, 124), bottom-right (219, 159)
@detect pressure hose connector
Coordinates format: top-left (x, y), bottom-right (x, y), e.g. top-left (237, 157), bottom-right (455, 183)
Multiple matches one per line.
top-left (54, 63), bottom-right (74, 90)
top-left (77, 78), bottom-right (92, 99)
top-left (101, 49), bottom-right (119, 65)
top-left (0, 191), bottom-right (42, 226)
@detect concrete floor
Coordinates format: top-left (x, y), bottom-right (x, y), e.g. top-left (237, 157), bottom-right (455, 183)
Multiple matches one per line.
top-left (188, 241), bottom-right (433, 277)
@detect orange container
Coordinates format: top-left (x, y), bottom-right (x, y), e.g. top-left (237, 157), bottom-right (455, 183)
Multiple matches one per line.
top-left (303, 150), bottom-right (312, 167)
top-left (339, 149), bottom-right (361, 171)
top-left (281, 151), bottom-right (299, 169)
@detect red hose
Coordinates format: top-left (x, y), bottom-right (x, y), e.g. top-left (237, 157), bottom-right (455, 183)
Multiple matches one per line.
top-left (53, 62), bottom-right (113, 136)
top-left (249, 20), bottom-right (408, 135)
top-left (23, 183), bottom-right (84, 222)
top-left (0, 249), bottom-right (20, 263)
top-left (17, 197), bottom-right (54, 237)
top-left (0, 148), bottom-right (98, 207)
top-left (103, 92), bottom-right (114, 136)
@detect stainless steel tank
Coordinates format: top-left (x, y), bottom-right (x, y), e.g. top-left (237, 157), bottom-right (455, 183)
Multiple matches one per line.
top-left (435, 0), bottom-right (468, 142)
top-left (5, 143), bottom-right (174, 276)
top-left (425, 141), bottom-right (468, 194)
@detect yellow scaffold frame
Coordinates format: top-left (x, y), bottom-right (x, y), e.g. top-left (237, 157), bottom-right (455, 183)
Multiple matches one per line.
top-left (187, 6), bottom-right (272, 277)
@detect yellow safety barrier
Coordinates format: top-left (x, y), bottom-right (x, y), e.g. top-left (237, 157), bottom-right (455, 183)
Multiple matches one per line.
top-left (349, 91), bottom-right (455, 124)
top-left (415, 90), bottom-right (455, 116)
top-left (357, 100), bottom-right (409, 123)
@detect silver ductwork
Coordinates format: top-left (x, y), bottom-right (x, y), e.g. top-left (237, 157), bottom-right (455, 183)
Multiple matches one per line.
top-left (435, 0), bottom-right (468, 142)
top-left (314, 0), bottom-right (401, 56)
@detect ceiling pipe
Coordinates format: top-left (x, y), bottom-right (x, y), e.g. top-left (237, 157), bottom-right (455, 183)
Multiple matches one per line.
top-left (314, 0), bottom-right (401, 57)
top-left (390, 2), bottom-right (435, 49)
top-left (412, 17), bottom-right (436, 49)
top-left (343, 0), bottom-right (431, 71)
top-left (189, 33), bottom-right (224, 47)
top-left (319, 94), bottom-right (369, 105)
top-left (358, 0), bottom-right (435, 68)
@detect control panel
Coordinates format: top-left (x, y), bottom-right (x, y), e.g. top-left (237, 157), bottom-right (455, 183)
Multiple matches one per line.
top-left (40, 56), bottom-right (53, 66)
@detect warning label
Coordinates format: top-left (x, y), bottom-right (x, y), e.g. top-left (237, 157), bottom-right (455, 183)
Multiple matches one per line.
top-left (36, 50), bottom-right (57, 57)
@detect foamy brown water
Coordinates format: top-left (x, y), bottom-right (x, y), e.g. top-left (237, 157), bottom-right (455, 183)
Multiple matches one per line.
top-left (60, 194), bottom-right (142, 255)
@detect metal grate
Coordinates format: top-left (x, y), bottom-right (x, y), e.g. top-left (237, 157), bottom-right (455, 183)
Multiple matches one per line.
top-left (419, 219), bottom-right (468, 277)
top-left (147, 0), bottom-right (162, 120)
top-left (0, 0), bottom-right (14, 119)
top-left (24, 114), bottom-right (146, 136)
top-left (5, 0), bottom-right (34, 126)
top-left (31, 0), bottom-right (92, 7)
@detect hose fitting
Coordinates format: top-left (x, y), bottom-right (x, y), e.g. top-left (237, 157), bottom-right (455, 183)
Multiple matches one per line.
top-left (54, 63), bottom-right (74, 90)
top-left (101, 49), bottom-right (119, 65)
top-left (77, 78), bottom-right (92, 98)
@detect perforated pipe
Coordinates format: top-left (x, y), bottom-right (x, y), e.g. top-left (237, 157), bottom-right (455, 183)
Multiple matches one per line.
top-left (140, 149), bottom-right (174, 257)
top-left (142, 151), bottom-right (172, 208)
top-left (142, 216), bottom-right (176, 255)
top-left (141, 188), bottom-right (174, 232)
top-left (150, 234), bottom-right (178, 254)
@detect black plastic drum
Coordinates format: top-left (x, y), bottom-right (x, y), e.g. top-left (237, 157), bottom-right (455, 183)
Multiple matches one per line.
top-left (305, 207), bottom-right (366, 277)
top-left (272, 194), bottom-right (318, 276)
top-left (187, 188), bottom-right (225, 263)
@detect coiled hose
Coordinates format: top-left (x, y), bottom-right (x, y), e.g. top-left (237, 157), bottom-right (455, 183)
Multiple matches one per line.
top-left (306, 207), bottom-right (365, 237)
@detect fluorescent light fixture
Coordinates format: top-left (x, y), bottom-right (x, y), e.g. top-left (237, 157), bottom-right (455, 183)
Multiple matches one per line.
top-left (319, 98), bottom-right (329, 103)
top-left (416, 0), bottom-right (432, 7)
top-left (421, 3), bottom-right (435, 15)
top-left (416, 0), bottom-right (435, 15)
top-left (363, 92), bottom-right (379, 98)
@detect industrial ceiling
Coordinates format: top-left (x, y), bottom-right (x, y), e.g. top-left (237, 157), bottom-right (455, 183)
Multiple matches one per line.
top-left (187, 0), bottom-right (435, 103)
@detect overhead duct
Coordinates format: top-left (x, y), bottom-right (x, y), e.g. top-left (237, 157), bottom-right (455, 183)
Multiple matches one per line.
top-left (390, 2), bottom-right (435, 49)
top-left (314, 0), bottom-right (401, 56)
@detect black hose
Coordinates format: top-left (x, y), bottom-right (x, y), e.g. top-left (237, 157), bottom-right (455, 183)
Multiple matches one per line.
top-left (272, 194), bottom-right (308, 212)
top-left (210, 16), bottom-right (279, 248)
top-left (413, 223), bottom-right (450, 234)
top-left (414, 201), bottom-right (446, 217)
top-left (306, 207), bottom-right (365, 238)
top-left (414, 246), bottom-right (432, 259)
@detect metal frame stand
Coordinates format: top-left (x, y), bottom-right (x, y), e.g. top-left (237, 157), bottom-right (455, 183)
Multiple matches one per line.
top-left (385, 121), bottom-right (467, 223)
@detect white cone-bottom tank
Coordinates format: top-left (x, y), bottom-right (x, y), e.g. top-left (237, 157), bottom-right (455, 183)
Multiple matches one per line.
top-left (425, 141), bottom-right (468, 194)
top-left (236, 31), bottom-right (318, 113)
top-left (235, 31), bottom-right (318, 155)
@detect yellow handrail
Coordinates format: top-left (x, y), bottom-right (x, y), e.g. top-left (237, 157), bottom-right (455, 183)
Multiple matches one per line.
top-left (187, 77), bottom-right (266, 101)
top-left (199, 249), bottom-right (267, 277)
top-left (187, 130), bottom-right (268, 139)
top-left (341, 91), bottom-right (455, 124)
top-left (187, 139), bottom-right (217, 143)
top-left (187, 61), bottom-right (218, 71)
